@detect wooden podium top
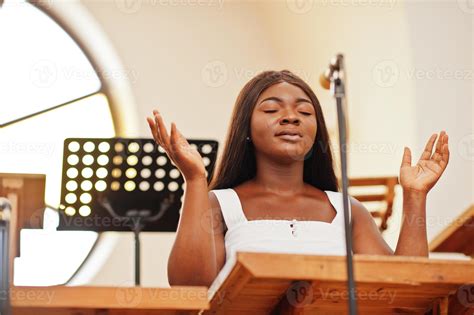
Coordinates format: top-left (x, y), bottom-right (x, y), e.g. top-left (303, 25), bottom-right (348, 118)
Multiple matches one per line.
top-left (10, 253), bottom-right (474, 315)
top-left (11, 285), bottom-right (209, 315)
top-left (206, 252), bottom-right (474, 315)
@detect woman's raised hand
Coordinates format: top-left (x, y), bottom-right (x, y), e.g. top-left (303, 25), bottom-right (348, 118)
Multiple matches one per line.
top-left (146, 109), bottom-right (207, 182)
top-left (399, 130), bottom-right (450, 194)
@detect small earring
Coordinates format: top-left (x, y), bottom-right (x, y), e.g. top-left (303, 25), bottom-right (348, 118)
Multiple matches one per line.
top-left (246, 136), bottom-right (251, 142)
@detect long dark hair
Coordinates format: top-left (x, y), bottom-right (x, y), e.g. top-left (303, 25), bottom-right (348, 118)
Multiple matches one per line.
top-left (208, 70), bottom-right (338, 192)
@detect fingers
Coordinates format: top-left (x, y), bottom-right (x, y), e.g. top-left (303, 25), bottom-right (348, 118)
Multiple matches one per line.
top-left (154, 110), bottom-right (171, 149)
top-left (439, 134), bottom-right (450, 169)
top-left (433, 130), bottom-right (445, 156)
top-left (147, 110), bottom-right (193, 161)
top-left (431, 131), bottom-right (450, 166)
top-left (146, 116), bottom-right (162, 146)
top-left (420, 133), bottom-right (437, 161)
top-left (401, 147), bottom-right (412, 168)
top-left (170, 122), bottom-right (178, 146)
top-left (432, 132), bottom-right (443, 162)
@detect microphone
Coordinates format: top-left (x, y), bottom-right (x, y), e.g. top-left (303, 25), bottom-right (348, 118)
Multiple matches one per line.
top-left (319, 54), bottom-right (344, 90)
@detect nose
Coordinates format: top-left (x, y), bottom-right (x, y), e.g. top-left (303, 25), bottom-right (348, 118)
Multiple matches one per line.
top-left (279, 110), bottom-right (300, 125)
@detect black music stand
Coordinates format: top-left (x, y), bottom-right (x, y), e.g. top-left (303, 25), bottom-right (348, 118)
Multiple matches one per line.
top-left (57, 138), bottom-right (218, 285)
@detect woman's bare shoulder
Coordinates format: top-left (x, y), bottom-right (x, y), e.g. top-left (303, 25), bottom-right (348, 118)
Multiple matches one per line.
top-left (207, 190), bottom-right (228, 233)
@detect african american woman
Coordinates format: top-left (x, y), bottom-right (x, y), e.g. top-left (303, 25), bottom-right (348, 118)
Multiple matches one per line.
top-left (146, 70), bottom-right (450, 287)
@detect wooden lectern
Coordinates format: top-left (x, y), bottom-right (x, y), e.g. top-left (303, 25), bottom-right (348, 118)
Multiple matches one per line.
top-left (205, 252), bottom-right (474, 315)
top-left (11, 252), bottom-right (474, 315)
top-left (9, 252), bottom-right (474, 314)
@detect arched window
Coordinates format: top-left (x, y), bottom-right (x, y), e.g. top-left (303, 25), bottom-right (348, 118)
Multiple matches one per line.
top-left (0, 0), bottom-right (135, 285)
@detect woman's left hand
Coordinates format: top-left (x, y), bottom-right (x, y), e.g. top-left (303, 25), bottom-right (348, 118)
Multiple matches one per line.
top-left (400, 131), bottom-right (450, 194)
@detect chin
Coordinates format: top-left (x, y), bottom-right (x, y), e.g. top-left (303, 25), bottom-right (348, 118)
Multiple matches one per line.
top-left (273, 145), bottom-right (308, 162)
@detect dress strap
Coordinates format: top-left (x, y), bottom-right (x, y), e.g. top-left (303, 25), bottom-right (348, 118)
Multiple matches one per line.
top-left (325, 190), bottom-right (352, 224)
top-left (210, 188), bottom-right (247, 230)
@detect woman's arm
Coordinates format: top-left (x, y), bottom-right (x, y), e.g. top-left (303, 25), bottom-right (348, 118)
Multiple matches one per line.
top-left (351, 192), bottom-right (428, 256)
top-left (394, 190), bottom-right (428, 256)
top-left (351, 197), bottom-right (394, 255)
top-left (146, 109), bottom-right (225, 286)
top-left (167, 179), bottom-right (226, 286)
top-left (353, 131), bottom-right (449, 256)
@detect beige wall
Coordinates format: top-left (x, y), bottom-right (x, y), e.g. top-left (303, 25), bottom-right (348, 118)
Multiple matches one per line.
top-left (66, 0), bottom-right (472, 287)
top-left (404, 1), bottom-right (473, 241)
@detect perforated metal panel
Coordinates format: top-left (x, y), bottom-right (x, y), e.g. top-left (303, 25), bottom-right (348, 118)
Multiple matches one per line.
top-left (58, 138), bottom-right (218, 232)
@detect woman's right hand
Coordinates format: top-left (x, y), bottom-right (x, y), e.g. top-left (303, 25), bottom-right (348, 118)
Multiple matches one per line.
top-left (146, 109), bottom-right (207, 182)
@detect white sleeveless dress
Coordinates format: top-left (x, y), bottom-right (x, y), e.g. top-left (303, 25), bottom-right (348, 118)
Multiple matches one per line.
top-left (211, 188), bottom-right (352, 260)
top-left (207, 188), bottom-right (352, 296)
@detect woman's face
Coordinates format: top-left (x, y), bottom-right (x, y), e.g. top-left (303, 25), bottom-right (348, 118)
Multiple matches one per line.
top-left (250, 81), bottom-right (317, 163)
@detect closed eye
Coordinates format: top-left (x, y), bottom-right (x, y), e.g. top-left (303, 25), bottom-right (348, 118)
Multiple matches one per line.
top-left (264, 110), bottom-right (312, 116)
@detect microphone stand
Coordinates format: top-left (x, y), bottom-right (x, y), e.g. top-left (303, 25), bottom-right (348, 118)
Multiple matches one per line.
top-left (0, 198), bottom-right (12, 315)
top-left (328, 55), bottom-right (358, 315)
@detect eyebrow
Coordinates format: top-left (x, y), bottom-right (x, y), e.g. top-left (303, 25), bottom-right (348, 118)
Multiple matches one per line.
top-left (258, 96), bottom-right (313, 106)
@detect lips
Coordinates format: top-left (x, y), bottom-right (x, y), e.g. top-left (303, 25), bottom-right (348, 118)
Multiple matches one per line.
top-left (275, 130), bottom-right (302, 137)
